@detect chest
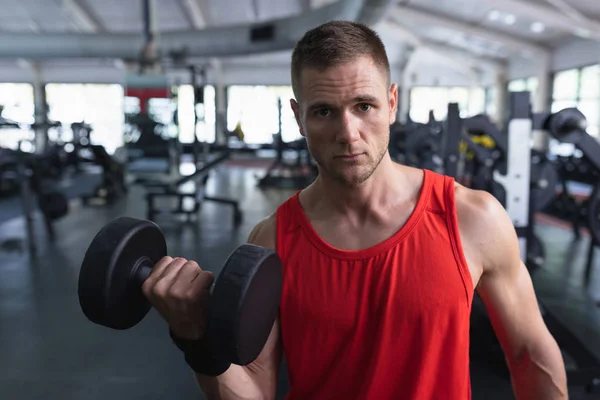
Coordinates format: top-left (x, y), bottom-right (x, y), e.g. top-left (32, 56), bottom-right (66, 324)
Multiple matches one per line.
top-left (309, 215), bottom-right (413, 252)
top-left (280, 244), bottom-right (472, 337)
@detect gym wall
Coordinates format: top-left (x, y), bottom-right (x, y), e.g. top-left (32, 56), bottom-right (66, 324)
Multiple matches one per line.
top-left (553, 38), bottom-right (600, 73)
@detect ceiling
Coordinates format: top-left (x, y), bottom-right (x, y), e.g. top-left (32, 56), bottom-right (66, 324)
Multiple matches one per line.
top-left (0, 0), bottom-right (309, 33)
top-left (529, 0), bottom-right (600, 19)
top-left (0, 0), bottom-right (598, 74)
top-left (406, 0), bottom-right (566, 44)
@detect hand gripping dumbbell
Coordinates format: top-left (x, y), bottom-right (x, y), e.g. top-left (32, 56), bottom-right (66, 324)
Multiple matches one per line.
top-left (77, 216), bottom-right (282, 366)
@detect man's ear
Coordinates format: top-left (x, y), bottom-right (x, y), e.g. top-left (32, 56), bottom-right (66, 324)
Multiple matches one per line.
top-left (388, 83), bottom-right (398, 125)
top-left (291, 99), bottom-right (305, 137)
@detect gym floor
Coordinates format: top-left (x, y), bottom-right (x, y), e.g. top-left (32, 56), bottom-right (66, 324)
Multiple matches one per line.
top-left (0, 162), bottom-right (599, 400)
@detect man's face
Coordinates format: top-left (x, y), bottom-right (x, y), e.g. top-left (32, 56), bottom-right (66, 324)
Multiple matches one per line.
top-left (291, 56), bottom-right (398, 186)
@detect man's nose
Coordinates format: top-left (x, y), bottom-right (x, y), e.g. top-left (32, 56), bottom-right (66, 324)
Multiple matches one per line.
top-left (336, 111), bottom-right (360, 144)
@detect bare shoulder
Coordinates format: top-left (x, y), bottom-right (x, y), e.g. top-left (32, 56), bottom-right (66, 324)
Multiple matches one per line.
top-left (247, 213), bottom-right (277, 250)
top-left (454, 182), bottom-right (506, 227)
top-left (453, 182), bottom-right (521, 275)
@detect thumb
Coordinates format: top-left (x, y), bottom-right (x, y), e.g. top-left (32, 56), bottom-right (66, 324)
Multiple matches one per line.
top-left (190, 270), bottom-right (216, 296)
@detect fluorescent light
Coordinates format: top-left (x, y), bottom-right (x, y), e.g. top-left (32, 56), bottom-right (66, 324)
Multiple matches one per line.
top-left (113, 59), bottom-right (125, 70)
top-left (16, 58), bottom-right (31, 69)
top-left (488, 10), bottom-right (500, 21)
top-left (503, 14), bottom-right (516, 25)
top-left (530, 22), bottom-right (546, 33)
top-left (575, 28), bottom-right (592, 38)
top-left (28, 21), bottom-right (40, 32)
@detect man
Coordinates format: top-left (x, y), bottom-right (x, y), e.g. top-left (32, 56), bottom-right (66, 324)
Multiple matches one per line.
top-left (142, 21), bottom-right (568, 399)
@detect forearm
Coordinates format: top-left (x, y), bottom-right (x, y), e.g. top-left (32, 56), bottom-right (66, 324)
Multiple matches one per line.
top-left (509, 337), bottom-right (568, 400)
top-left (194, 365), bottom-right (271, 400)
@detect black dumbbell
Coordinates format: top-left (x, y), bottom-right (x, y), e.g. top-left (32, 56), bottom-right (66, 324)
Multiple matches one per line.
top-left (547, 108), bottom-right (587, 144)
top-left (77, 216), bottom-right (282, 366)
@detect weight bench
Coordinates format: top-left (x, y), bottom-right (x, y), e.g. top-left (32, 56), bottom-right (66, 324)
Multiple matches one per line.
top-left (81, 145), bottom-right (127, 205)
top-left (141, 151), bottom-right (242, 226)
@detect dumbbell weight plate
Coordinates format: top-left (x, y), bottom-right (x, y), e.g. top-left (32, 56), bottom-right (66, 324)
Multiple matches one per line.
top-left (547, 108), bottom-right (587, 144)
top-left (207, 244), bottom-right (282, 366)
top-left (78, 217), bottom-right (167, 330)
top-left (530, 160), bottom-right (559, 212)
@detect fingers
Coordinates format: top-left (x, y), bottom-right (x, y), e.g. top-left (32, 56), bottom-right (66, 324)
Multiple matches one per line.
top-left (141, 257), bottom-right (202, 301)
top-left (141, 256), bottom-right (171, 298)
top-left (169, 262), bottom-right (214, 302)
top-left (154, 256), bottom-right (187, 281)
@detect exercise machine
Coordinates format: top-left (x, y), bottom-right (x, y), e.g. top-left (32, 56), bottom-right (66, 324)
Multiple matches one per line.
top-left (0, 148), bottom-right (70, 256)
top-left (546, 155), bottom-right (596, 240)
top-left (125, 112), bottom-right (177, 174)
top-left (141, 151), bottom-right (242, 226)
top-left (0, 117), bottom-right (21, 196)
top-left (390, 111), bottom-right (445, 173)
top-left (448, 95), bottom-right (555, 272)
top-left (541, 108), bottom-right (600, 287)
top-left (257, 98), bottom-right (317, 190)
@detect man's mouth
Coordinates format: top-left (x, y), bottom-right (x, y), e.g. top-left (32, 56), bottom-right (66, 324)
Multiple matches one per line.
top-left (335, 153), bottom-right (363, 160)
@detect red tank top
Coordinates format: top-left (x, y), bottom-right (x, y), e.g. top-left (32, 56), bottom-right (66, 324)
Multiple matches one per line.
top-left (275, 169), bottom-right (474, 400)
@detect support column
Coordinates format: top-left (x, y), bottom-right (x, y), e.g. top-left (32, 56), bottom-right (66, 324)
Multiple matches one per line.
top-left (597, 64), bottom-right (600, 140)
top-left (532, 52), bottom-right (551, 151)
top-left (399, 48), bottom-right (417, 124)
top-left (141, 0), bottom-right (160, 74)
top-left (32, 63), bottom-right (48, 154)
top-left (468, 67), bottom-right (482, 116)
top-left (212, 58), bottom-right (227, 145)
top-left (494, 69), bottom-right (508, 129)
top-left (390, 65), bottom-right (403, 123)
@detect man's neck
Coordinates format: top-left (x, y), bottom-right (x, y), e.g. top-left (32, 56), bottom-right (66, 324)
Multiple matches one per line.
top-left (312, 156), bottom-right (404, 217)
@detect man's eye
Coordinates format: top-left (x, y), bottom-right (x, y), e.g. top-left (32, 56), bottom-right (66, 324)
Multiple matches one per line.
top-left (359, 104), bottom-right (372, 112)
top-left (316, 109), bottom-right (331, 117)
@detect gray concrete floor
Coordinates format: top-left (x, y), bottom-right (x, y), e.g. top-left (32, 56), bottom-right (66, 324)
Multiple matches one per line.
top-left (0, 163), bottom-right (599, 399)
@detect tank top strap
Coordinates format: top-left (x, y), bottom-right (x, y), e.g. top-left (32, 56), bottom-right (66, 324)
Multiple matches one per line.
top-left (424, 171), bottom-right (454, 213)
top-left (276, 191), bottom-right (302, 262)
top-left (438, 173), bottom-right (474, 306)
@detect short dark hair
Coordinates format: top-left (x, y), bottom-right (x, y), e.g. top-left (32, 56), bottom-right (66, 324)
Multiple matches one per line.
top-left (291, 20), bottom-right (390, 100)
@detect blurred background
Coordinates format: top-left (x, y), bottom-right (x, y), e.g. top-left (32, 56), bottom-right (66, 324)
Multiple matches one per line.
top-left (0, 0), bottom-right (599, 399)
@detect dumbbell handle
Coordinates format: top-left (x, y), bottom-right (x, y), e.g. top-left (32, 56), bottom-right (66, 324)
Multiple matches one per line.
top-left (131, 258), bottom-right (154, 286)
top-left (131, 257), bottom-right (215, 290)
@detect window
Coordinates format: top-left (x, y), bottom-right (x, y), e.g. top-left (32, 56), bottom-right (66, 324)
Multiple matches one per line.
top-left (553, 69), bottom-right (579, 100)
top-left (551, 65), bottom-right (599, 139)
top-left (46, 84), bottom-right (125, 154)
top-left (485, 86), bottom-right (498, 120)
top-left (176, 85), bottom-right (216, 143)
top-left (0, 83), bottom-right (35, 150)
top-left (527, 77), bottom-right (539, 94)
top-left (227, 86), bottom-right (301, 145)
top-left (508, 80), bottom-right (526, 92)
top-left (148, 98), bottom-right (175, 126)
top-left (269, 86), bottom-right (301, 143)
top-left (579, 65), bottom-right (599, 99)
top-left (124, 97), bottom-right (141, 114)
top-left (578, 65), bottom-right (599, 137)
top-left (578, 99), bottom-right (599, 137)
top-left (508, 77), bottom-right (538, 97)
top-left (551, 100), bottom-right (578, 113)
top-left (468, 88), bottom-right (486, 117)
top-left (409, 86), bottom-right (485, 123)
